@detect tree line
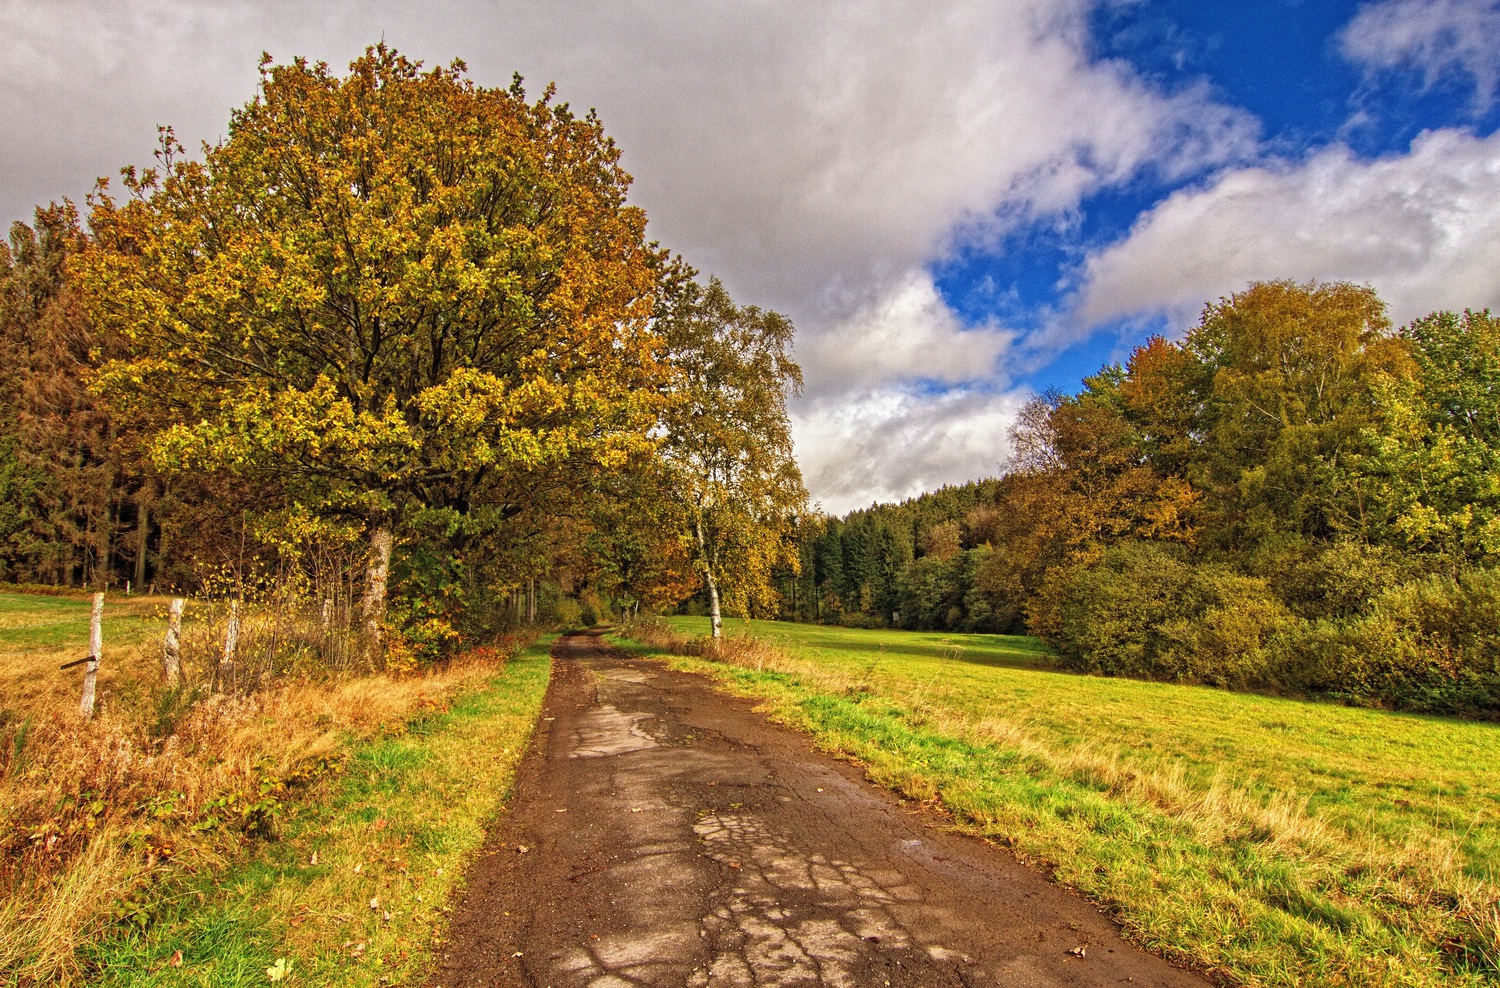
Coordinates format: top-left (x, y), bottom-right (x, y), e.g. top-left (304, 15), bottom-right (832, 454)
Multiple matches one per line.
top-left (766, 282), bottom-right (1500, 715)
top-left (0, 45), bottom-right (805, 664)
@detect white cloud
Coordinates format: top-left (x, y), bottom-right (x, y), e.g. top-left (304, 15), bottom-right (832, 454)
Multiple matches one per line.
top-left (0, 0), bottom-right (1259, 510)
top-left (1074, 128), bottom-right (1500, 332)
top-left (798, 271), bottom-right (1015, 392)
top-left (1340, 0), bottom-right (1500, 109)
top-left (793, 383), bottom-right (1028, 515)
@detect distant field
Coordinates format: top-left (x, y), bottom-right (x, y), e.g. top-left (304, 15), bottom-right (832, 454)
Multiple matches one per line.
top-left (636, 616), bottom-right (1500, 988)
top-left (0, 591), bottom-right (173, 715)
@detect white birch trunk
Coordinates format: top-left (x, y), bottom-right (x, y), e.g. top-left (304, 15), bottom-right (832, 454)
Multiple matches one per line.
top-left (694, 515), bottom-right (723, 640)
top-left (360, 522), bottom-right (394, 670)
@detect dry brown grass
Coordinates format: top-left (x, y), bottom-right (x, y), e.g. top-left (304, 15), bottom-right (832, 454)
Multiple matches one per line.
top-left (0, 588), bottom-right (529, 986)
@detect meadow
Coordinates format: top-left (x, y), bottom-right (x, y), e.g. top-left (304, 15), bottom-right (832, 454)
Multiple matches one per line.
top-left (621, 616), bottom-right (1500, 988)
top-left (0, 591), bottom-right (550, 986)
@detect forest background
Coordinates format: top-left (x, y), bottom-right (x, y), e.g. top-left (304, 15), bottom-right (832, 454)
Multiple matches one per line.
top-left (1, 46), bottom-right (1498, 717)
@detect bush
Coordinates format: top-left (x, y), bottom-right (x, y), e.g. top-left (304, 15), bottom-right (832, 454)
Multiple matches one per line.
top-left (552, 598), bottom-right (582, 628)
top-left (1032, 542), bottom-right (1295, 687)
top-left (1249, 538), bottom-right (1409, 620)
top-left (1284, 567), bottom-right (1500, 714)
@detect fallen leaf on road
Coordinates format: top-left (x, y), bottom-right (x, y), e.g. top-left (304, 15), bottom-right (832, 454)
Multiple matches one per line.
top-left (1068, 945), bottom-right (1086, 958)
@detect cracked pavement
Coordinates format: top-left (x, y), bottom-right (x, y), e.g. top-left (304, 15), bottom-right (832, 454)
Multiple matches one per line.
top-left (433, 631), bottom-right (1210, 987)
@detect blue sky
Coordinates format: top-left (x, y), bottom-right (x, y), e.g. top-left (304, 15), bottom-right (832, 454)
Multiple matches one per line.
top-left (941, 0), bottom-right (1500, 394)
top-left (1, 0), bottom-right (1498, 511)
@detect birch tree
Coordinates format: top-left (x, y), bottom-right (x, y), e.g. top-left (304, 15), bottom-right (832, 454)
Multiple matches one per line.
top-left (657, 272), bottom-right (806, 638)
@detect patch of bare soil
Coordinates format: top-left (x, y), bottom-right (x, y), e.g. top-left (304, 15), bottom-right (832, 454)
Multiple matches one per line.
top-left (433, 631), bottom-right (1209, 987)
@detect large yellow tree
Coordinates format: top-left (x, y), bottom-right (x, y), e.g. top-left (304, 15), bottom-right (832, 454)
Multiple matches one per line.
top-left (77, 46), bottom-right (666, 661)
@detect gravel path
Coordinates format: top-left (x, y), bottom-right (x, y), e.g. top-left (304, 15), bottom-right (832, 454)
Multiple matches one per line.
top-left (433, 631), bottom-right (1210, 988)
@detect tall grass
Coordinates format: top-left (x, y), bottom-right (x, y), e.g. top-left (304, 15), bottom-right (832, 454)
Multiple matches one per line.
top-left (618, 616), bottom-right (1500, 988)
top-left (0, 583), bottom-right (530, 986)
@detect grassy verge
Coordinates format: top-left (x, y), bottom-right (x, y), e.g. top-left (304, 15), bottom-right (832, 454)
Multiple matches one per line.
top-left (616, 617), bottom-right (1500, 988)
top-left (0, 584), bottom-right (552, 985)
top-left (82, 636), bottom-right (552, 987)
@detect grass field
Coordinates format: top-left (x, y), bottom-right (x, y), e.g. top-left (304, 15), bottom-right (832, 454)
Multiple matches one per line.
top-left (620, 616), bottom-right (1500, 988)
top-left (0, 591), bottom-right (172, 717)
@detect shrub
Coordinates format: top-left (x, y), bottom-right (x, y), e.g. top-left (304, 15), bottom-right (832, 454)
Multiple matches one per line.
top-left (553, 598), bottom-right (582, 628)
top-left (1249, 538), bottom-right (1410, 620)
top-left (1033, 542), bottom-right (1294, 687)
top-left (1284, 567), bottom-right (1500, 714)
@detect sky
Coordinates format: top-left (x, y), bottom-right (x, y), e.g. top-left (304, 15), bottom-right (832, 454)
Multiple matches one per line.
top-left (2, 0), bottom-right (1498, 514)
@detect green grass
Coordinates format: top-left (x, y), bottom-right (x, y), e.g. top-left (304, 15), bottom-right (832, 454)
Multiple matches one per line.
top-left (0, 591), bottom-right (161, 649)
top-left (81, 638), bottom-right (553, 988)
top-left (621, 616), bottom-right (1500, 988)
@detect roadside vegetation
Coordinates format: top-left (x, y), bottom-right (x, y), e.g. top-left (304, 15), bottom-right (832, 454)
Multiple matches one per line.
top-left (763, 285), bottom-right (1500, 718)
top-left (86, 637), bottom-right (551, 988)
top-left (0, 589), bottom-right (547, 985)
top-left (619, 616), bottom-right (1500, 988)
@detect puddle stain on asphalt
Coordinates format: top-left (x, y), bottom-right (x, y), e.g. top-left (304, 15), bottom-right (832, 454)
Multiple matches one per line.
top-left (435, 632), bottom-right (1210, 988)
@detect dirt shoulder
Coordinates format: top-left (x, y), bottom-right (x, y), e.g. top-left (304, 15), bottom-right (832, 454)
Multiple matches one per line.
top-left (433, 631), bottom-right (1209, 987)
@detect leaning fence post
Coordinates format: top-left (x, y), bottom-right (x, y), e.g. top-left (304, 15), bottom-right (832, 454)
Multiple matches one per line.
top-left (163, 597), bottom-right (184, 686)
top-left (80, 592), bottom-right (103, 719)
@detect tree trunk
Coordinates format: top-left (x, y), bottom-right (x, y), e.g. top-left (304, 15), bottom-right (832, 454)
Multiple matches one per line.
top-left (694, 516), bottom-right (722, 640)
top-left (134, 500), bottom-right (149, 589)
top-left (98, 497), bottom-right (114, 589)
top-left (360, 521), bottom-right (394, 670)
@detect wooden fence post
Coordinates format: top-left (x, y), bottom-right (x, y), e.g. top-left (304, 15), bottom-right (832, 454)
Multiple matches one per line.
top-left (163, 597), bottom-right (184, 686)
top-left (80, 592), bottom-right (103, 719)
top-left (218, 600), bottom-right (240, 689)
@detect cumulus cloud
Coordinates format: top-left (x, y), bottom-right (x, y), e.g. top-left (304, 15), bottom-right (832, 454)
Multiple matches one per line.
top-left (797, 271), bottom-right (1014, 391)
top-left (793, 383), bottom-right (1029, 514)
top-left (0, 0), bottom-right (1259, 510)
top-left (1340, 0), bottom-right (1500, 110)
top-left (1074, 128), bottom-right (1500, 332)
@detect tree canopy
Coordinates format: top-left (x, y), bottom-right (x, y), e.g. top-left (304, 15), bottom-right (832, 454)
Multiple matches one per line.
top-left (74, 45), bottom-right (672, 658)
